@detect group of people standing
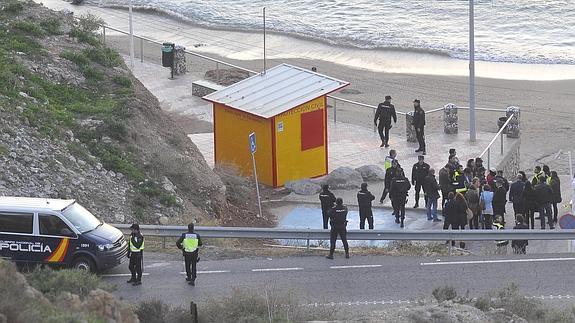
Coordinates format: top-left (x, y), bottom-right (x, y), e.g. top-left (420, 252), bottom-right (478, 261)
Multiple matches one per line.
top-left (374, 96), bottom-right (427, 154)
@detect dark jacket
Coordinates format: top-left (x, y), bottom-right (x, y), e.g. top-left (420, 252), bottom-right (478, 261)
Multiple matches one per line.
top-left (384, 166), bottom-right (400, 190)
top-left (374, 101), bottom-right (397, 126)
top-left (357, 189), bottom-right (375, 208)
top-left (438, 167), bottom-right (451, 192)
top-left (176, 231), bottom-right (203, 254)
top-left (127, 232), bottom-right (144, 258)
top-left (319, 190), bottom-right (336, 211)
top-left (411, 162), bottom-right (430, 184)
top-left (423, 174), bottom-right (440, 199)
top-left (522, 187), bottom-right (538, 211)
top-left (534, 182), bottom-right (553, 206)
top-left (475, 165), bottom-right (486, 181)
top-left (493, 186), bottom-right (507, 215)
top-left (412, 109), bottom-right (425, 129)
top-left (390, 176), bottom-right (411, 199)
top-left (509, 181), bottom-right (526, 208)
top-left (329, 205), bottom-right (348, 227)
top-left (494, 175), bottom-right (510, 192)
top-left (445, 198), bottom-right (467, 226)
top-left (549, 177), bottom-right (562, 203)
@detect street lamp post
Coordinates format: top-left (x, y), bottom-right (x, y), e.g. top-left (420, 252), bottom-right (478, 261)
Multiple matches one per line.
top-left (469, 0), bottom-right (476, 142)
top-left (128, 0), bottom-right (135, 70)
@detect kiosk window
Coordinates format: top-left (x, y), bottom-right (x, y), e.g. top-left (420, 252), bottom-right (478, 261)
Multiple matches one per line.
top-left (0, 212), bottom-right (33, 234)
top-left (39, 214), bottom-right (75, 237)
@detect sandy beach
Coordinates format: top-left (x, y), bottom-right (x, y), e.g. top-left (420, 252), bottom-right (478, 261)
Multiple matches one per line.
top-left (38, 0), bottom-right (575, 175)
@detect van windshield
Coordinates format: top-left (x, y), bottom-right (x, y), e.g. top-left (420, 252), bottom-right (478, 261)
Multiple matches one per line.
top-left (61, 203), bottom-right (102, 233)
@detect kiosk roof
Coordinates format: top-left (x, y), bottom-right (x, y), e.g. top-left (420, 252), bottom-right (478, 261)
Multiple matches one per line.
top-left (203, 64), bottom-right (349, 119)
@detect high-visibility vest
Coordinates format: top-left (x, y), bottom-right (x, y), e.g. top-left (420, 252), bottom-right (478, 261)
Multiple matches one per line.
top-left (129, 237), bottom-right (145, 252)
top-left (182, 233), bottom-right (199, 253)
top-left (384, 156), bottom-right (394, 170)
top-left (452, 171), bottom-right (467, 193)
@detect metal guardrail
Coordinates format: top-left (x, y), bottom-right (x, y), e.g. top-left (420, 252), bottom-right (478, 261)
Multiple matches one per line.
top-left (113, 224), bottom-right (575, 241)
top-left (478, 114), bottom-right (515, 170)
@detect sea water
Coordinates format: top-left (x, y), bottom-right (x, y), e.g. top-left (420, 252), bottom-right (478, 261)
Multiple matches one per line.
top-left (94, 0), bottom-right (575, 65)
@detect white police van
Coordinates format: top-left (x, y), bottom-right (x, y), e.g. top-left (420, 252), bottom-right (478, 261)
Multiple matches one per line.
top-left (0, 197), bottom-right (127, 272)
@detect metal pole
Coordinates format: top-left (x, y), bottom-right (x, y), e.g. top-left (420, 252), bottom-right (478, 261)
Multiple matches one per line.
top-left (252, 152), bottom-right (263, 218)
top-left (570, 151), bottom-right (574, 215)
top-left (500, 133), bottom-right (504, 155)
top-left (128, 0), bottom-right (135, 69)
top-left (102, 26), bottom-right (106, 43)
top-left (487, 148), bottom-right (491, 171)
top-left (263, 7), bottom-right (266, 74)
top-left (216, 62), bottom-right (220, 85)
top-left (333, 99), bottom-right (337, 123)
top-left (469, 0), bottom-right (476, 142)
top-left (140, 38), bottom-right (144, 63)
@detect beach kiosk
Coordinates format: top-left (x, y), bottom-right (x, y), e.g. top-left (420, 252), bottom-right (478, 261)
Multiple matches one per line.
top-left (203, 64), bottom-right (349, 187)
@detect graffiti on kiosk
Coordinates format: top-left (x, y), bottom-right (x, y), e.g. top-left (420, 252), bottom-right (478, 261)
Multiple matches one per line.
top-left (0, 240), bottom-right (52, 253)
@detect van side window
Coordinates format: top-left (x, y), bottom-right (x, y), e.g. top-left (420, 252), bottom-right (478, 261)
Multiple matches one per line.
top-left (0, 212), bottom-right (33, 234)
top-left (39, 214), bottom-right (76, 237)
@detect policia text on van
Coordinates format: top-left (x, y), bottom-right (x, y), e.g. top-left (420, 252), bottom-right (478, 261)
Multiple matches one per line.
top-left (0, 197), bottom-right (127, 272)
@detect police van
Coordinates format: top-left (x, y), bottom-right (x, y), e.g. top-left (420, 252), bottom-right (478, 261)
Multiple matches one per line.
top-left (0, 197), bottom-right (127, 272)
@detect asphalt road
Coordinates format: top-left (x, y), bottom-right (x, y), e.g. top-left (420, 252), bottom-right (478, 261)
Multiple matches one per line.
top-left (102, 252), bottom-right (575, 308)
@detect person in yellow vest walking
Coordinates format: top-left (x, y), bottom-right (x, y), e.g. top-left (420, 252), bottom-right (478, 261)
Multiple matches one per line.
top-left (127, 223), bottom-right (145, 286)
top-left (176, 223), bottom-right (203, 286)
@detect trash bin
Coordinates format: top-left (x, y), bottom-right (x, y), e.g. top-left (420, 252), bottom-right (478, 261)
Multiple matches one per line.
top-left (161, 42), bottom-right (175, 68)
top-left (497, 116), bottom-right (508, 134)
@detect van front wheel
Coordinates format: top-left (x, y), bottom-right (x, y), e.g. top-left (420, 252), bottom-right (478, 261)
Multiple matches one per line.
top-left (72, 256), bottom-right (96, 273)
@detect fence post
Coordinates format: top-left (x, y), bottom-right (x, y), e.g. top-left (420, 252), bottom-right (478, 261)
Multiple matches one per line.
top-left (500, 132), bottom-right (504, 155)
top-left (140, 38), bottom-right (144, 63)
top-left (162, 236), bottom-right (166, 249)
top-left (306, 228), bottom-right (310, 252)
top-left (216, 62), bottom-right (220, 85)
top-left (333, 99), bottom-right (337, 123)
top-left (102, 26), bottom-right (106, 44)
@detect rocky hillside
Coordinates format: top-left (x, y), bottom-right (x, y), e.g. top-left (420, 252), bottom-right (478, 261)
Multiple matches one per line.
top-left (0, 0), bottom-right (271, 226)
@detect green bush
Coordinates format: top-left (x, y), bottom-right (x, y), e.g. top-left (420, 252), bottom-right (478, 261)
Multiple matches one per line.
top-left (69, 28), bottom-right (100, 46)
top-left (138, 181), bottom-right (162, 197)
top-left (199, 288), bottom-right (338, 323)
top-left (112, 75), bottom-right (132, 87)
top-left (14, 20), bottom-right (45, 36)
top-left (432, 286), bottom-right (457, 302)
top-left (25, 268), bottom-right (112, 300)
top-left (61, 50), bottom-right (90, 67)
top-left (86, 47), bottom-right (123, 67)
top-left (1, 1), bottom-right (23, 14)
top-left (40, 18), bottom-right (61, 35)
top-left (159, 193), bottom-right (178, 207)
top-left (7, 33), bottom-right (42, 55)
top-left (135, 299), bottom-right (191, 323)
top-left (0, 144), bottom-right (8, 155)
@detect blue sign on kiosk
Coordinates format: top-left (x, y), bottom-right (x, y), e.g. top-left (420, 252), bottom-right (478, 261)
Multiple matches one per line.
top-left (249, 132), bottom-right (257, 154)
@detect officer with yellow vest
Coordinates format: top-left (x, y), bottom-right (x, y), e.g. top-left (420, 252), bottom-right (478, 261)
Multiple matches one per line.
top-left (176, 223), bottom-right (203, 286)
top-left (127, 223), bottom-right (145, 286)
top-left (452, 165), bottom-right (468, 195)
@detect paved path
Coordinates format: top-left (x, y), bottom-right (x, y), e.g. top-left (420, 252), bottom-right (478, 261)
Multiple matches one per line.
top-left (103, 252), bottom-right (575, 308)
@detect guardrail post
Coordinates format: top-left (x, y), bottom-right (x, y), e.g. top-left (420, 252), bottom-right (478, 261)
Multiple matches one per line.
top-left (162, 236), bottom-right (166, 249)
top-left (306, 228), bottom-right (310, 252)
top-left (140, 38), bottom-right (144, 63)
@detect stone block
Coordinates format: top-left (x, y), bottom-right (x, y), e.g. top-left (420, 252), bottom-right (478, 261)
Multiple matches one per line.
top-left (405, 111), bottom-right (417, 142)
top-left (443, 103), bottom-right (458, 134)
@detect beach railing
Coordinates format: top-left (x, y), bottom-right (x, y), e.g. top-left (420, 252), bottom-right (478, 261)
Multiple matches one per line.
top-left (478, 113), bottom-right (515, 170)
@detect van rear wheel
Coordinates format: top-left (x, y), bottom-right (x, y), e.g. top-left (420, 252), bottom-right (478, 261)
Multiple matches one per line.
top-left (72, 256), bottom-right (96, 273)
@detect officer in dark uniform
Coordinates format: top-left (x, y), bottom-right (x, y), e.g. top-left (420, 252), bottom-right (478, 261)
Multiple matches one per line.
top-left (412, 99), bottom-right (426, 154)
top-left (374, 95), bottom-right (397, 148)
top-left (390, 168), bottom-right (411, 228)
top-left (127, 223), bottom-right (144, 286)
top-left (357, 183), bottom-right (375, 229)
top-left (381, 159), bottom-right (401, 203)
top-left (326, 198), bottom-right (349, 259)
top-left (319, 184), bottom-right (336, 229)
top-left (176, 223), bottom-right (203, 286)
top-left (411, 155), bottom-right (430, 208)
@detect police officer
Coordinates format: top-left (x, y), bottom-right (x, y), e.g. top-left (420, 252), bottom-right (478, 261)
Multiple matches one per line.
top-left (452, 165), bottom-right (467, 195)
top-left (319, 184), bottom-right (336, 229)
top-left (411, 155), bottom-right (430, 208)
top-left (176, 223), bottom-right (203, 286)
top-left (326, 198), bottom-right (349, 259)
top-left (390, 168), bottom-right (411, 228)
top-left (412, 99), bottom-right (426, 154)
top-left (127, 223), bottom-right (144, 286)
top-left (357, 183), bottom-right (375, 229)
top-left (381, 159), bottom-right (401, 204)
top-left (374, 95), bottom-right (397, 148)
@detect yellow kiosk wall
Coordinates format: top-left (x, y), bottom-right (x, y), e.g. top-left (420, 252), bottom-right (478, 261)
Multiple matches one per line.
top-left (274, 97), bottom-right (327, 186)
top-left (214, 104), bottom-right (273, 186)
